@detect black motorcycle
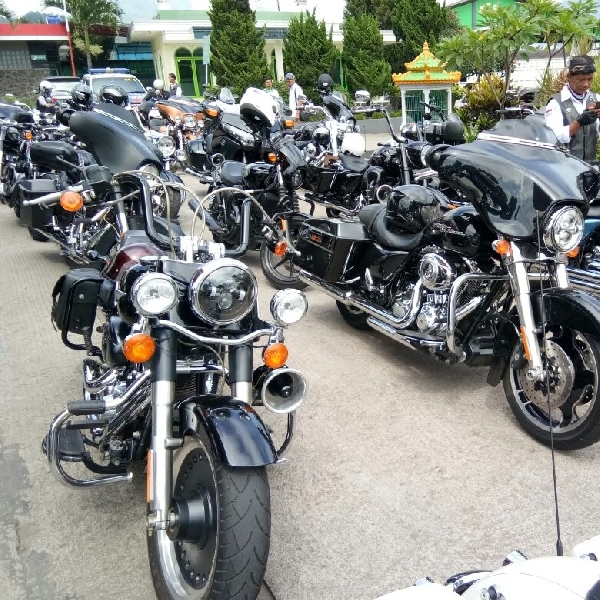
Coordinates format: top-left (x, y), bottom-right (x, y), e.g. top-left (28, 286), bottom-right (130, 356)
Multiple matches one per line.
top-left (288, 118), bottom-right (600, 450)
top-left (43, 174), bottom-right (309, 599)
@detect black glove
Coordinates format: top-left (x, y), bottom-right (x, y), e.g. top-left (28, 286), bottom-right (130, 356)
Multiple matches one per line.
top-left (578, 109), bottom-right (598, 126)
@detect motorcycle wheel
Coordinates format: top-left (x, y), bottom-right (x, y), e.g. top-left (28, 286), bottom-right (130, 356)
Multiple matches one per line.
top-left (28, 227), bottom-right (49, 242)
top-left (147, 433), bottom-right (270, 600)
top-left (503, 329), bottom-right (600, 450)
top-left (259, 240), bottom-right (307, 289)
top-left (154, 170), bottom-right (184, 220)
top-left (336, 301), bottom-right (370, 330)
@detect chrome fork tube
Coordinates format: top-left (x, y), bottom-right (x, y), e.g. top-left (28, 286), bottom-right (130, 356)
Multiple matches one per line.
top-left (555, 261), bottom-right (570, 289)
top-left (507, 243), bottom-right (544, 380)
top-left (148, 329), bottom-right (177, 530)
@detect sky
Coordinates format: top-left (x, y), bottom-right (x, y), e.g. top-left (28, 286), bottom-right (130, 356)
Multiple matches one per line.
top-left (3, 0), bottom-right (346, 22)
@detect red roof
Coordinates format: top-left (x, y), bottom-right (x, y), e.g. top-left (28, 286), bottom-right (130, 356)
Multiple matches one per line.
top-left (0, 23), bottom-right (68, 38)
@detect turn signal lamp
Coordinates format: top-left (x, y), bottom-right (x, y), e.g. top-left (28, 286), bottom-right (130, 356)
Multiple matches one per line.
top-left (267, 152), bottom-right (278, 163)
top-left (59, 191), bottom-right (84, 212)
top-left (274, 241), bottom-right (287, 256)
top-left (264, 343), bottom-right (289, 369)
top-left (284, 119), bottom-right (294, 129)
top-left (123, 333), bottom-right (156, 363)
top-left (205, 107), bottom-right (219, 118)
top-left (492, 239), bottom-right (511, 256)
top-left (567, 246), bottom-right (580, 258)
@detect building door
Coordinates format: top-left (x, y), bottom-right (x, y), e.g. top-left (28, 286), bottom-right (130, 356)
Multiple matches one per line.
top-left (175, 47), bottom-right (209, 98)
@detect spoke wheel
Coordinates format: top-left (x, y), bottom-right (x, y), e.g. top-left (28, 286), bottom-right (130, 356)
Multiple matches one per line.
top-left (259, 241), bottom-right (306, 289)
top-left (148, 433), bottom-right (270, 599)
top-left (503, 330), bottom-right (600, 450)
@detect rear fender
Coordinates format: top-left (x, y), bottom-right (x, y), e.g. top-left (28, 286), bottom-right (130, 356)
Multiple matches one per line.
top-left (178, 395), bottom-right (277, 467)
top-left (487, 287), bottom-right (600, 386)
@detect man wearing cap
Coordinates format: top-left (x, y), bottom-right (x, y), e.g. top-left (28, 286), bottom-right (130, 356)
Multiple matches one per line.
top-left (285, 73), bottom-right (304, 122)
top-left (545, 55), bottom-right (600, 163)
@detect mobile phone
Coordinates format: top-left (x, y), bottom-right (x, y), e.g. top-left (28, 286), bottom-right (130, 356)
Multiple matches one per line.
top-left (594, 101), bottom-right (600, 109)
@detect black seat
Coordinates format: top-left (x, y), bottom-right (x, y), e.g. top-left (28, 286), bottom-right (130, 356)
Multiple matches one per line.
top-left (358, 203), bottom-right (422, 250)
top-left (339, 152), bottom-right (369, 173)
top-left (220, 161), bottom-right (245, 186)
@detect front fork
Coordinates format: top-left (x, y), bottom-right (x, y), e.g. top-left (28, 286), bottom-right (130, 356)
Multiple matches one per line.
top-left (506, 243), bottom-right (570, 381)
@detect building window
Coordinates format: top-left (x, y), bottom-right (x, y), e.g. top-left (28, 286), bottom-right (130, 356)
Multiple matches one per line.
top-left (193, 28), bottom-right (211, 39)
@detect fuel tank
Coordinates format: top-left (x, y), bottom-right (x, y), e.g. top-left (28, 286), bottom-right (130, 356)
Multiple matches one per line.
top-left (103, 235), bottom-right (162, 282)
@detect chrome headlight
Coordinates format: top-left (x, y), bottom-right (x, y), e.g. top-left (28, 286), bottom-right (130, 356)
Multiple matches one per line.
top-left (270, 289), bottom-right (308, 326)
top-left (132, 273), bottom-right (178, 316)
top-left (543, 206), bottom-right (584, 253)
top-left (157, 135), bottom-right (175, 157)
top-left (183, 114), bottom-right (196, 129)
top-left (189, 258), bottom-right (257, 325)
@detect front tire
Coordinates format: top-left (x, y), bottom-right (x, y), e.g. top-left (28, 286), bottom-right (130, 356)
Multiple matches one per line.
top-left (503, 329), bottom-right (600, 450)
top-left (147, 433), bottom-right (270, 600)
top-left (259, 241), bottom-right (307, 290)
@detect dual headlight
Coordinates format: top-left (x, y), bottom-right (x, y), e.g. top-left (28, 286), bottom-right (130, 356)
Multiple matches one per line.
top-left (131, 259), bottom-right (308, 327)
top-left (543, 206), bottom-right (584, 253)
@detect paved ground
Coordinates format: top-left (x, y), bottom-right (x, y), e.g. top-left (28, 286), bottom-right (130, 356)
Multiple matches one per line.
top-left (1, 174), bottom-right (600, 600)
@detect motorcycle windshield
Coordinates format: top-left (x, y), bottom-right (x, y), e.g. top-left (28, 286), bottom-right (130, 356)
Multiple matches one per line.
top-left (278, 139), bottom-right (305, 171)
top-left (436, 120), bottom-right (599, 238)
top-left (323, 94), bottom-right (353, 121)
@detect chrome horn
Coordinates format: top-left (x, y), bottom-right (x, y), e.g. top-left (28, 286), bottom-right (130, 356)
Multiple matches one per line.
top-left (261, 368), bottom-right (307, 414)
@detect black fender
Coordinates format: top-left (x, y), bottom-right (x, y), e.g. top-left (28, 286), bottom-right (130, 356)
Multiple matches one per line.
top-left (487, 287), bottom-right (600, 386)
top-left (178, 395), bottom-right (278, 467)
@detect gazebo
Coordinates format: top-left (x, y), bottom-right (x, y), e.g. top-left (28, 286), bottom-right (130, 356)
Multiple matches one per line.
top-left (392, 41), bottom-right (461, 125)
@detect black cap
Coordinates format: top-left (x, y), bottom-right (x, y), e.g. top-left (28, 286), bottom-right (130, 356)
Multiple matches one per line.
top-left (569, 55), bottom-right (596, 75)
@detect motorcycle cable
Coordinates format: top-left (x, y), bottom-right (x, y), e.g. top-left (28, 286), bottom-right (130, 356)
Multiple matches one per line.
top-left (535, 212), bottom-right (564, 557)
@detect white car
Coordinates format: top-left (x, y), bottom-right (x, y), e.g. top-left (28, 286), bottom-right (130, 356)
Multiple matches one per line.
top-left (81, 68), bottom-right (147, 109)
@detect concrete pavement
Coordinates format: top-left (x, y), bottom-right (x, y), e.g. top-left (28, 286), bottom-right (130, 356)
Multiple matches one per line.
top-left (1, 180), bottom-right (600, 600)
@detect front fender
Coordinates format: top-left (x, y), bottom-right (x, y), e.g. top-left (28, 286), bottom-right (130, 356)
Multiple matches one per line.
top-left (178, 395), bottom-right (278, 467)
top-left (487, 287), bottom-right (600, 386)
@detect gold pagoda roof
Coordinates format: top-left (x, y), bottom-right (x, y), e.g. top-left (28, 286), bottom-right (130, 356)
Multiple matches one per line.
top-left (392, 42), bottom-right (461, 86)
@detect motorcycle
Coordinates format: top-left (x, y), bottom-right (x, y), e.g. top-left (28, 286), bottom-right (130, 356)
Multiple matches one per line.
top-left (283, 116), bottom-right (600, 450)
top-left (18, 106), bottom-right (184, 265)
top-left (377, 536), bottom-right (600, 599)
top-left (43, 173), bottom-right (309, 599)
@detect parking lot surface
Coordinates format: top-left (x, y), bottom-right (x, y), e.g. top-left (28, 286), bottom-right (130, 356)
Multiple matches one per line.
top-left (1, 176), bottom-right (599, 600)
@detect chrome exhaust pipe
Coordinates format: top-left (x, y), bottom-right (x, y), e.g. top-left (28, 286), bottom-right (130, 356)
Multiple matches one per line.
top-left (567, 267), bottom-right (600, 294)
top-left (260, 368), bottom-right (307, 414)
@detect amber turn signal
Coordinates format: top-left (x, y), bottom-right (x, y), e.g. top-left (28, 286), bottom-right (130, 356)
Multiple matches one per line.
top-left (205, 107), bottom-right (219, 117)
top-left (567, 246), bottom-right (580, 258)
top-left (59, 191), bottom-right (84, 212)
top-left (284, 119), bottom-right (294, 128)
top-left (267, 152), bottom-right (278, 163)
top-left (123, 333), bottom-right (156, 363)
top-left (264, 343), bottom-right (288, 369)
top-left (274, 240), bottom-right (287, 256)
top-left (492, 239), bottom-right (511, 256)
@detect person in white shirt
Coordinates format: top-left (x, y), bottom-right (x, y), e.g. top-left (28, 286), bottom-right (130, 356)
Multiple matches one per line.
top-left (545, 55), bottom-right (600, 163)
top-left (285, 72), bottom-right (304, 122)
top-left (168, 73), bottom-right (182, 98)
top-left (264, 78), bottom-right (280, 98)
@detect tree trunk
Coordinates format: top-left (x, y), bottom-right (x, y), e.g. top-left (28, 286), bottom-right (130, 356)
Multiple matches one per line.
top-left (84, 28), bottom-right (93, 70)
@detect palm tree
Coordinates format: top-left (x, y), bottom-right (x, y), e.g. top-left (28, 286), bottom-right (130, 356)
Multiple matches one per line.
top-left (44, 0), bottom-right (122, 69)
top-left (0, 0), bottom-right (15, 20)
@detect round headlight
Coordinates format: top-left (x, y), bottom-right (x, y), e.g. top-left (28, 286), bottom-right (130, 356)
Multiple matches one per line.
top-left (270, 289), bottom-right (308, 326)
top-left (188, 258), bottom-right (257, 325)
top-left (132, 273), bottom-right (178, 316)
top-left (543, 206), bottom-right (584, 253)
top-left (183, 114), bottom-right (197, 129)
top-left (157, 135), bottom-right (175, 157)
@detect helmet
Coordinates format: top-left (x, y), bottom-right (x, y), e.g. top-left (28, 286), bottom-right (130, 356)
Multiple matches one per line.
top-left (340, 132), bottom-right (366, 157)
top-left (239, 87), bottom-right (279, 126)
top-left (153, 79), bottom-right (164, 91)
top-left (98, 85), bottom-right (129, 107)
top-left (71, 83), bottom-right (93, 109)
top-left (40, 80), bottom-right (54, 93)
top-left (317, 73), bottom-right (334, 92)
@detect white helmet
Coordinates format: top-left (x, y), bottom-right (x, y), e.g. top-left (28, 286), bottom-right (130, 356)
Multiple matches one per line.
top-left (340, 132), bottom-right (366, 157)
top-left (40, 80), bottom-right (55, 93)
top-left (240, 87), bottom-right (279, 126)
top-left (153, 79), bottom-right (165, 91)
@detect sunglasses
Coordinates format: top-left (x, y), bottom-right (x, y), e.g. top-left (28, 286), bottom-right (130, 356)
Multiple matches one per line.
top-left (570, 64), bottom-right (595, 74)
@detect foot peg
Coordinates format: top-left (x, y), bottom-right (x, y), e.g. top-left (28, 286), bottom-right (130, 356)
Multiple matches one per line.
top-left (42, 428), bottom-right (86, 462)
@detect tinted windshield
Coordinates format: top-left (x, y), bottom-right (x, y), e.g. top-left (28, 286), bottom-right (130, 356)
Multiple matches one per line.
top-left (479, 113), bottom-right (559, 145)
top-left (91, 77), bottom-right (145, 94)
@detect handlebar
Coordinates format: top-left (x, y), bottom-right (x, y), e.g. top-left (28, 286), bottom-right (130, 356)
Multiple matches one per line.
top-left (419, 101), bottom-right (444, 116)
top-left (22, 184), bottom-right (84, 207)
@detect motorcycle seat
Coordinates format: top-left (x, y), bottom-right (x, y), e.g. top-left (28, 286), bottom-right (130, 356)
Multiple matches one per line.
top-left (220, 161), bottom-right (245, 186)
top-left (339, 152), bottom-right (369, 173)
top-left (359, 203), bottom-right (422, 251)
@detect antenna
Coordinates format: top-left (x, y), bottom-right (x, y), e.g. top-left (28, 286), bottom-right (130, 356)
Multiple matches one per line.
top-left (535, 212), bottom-right (564, 557)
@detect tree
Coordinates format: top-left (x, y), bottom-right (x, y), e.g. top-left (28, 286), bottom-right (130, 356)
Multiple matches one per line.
top-left (0, 0), bottom-right (14, 20)
top-left (44, 0), bottom-right (122, 70)
top-left (282, 10), bottom-right (339, 101)
top-left (208, 0), bottom-right (269, 93)
top-left (343, 13), bottom-right (391, 96)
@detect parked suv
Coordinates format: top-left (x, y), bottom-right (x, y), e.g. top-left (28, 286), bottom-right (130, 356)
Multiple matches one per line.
top-left (81, 68), bottom-right (147, 109)
top-left (43, 76), bottom-right (80, 102)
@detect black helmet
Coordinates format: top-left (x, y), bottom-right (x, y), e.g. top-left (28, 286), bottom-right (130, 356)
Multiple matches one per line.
top-left (71, 83), bottom-right (93, 109)
top-left (317, 73), bottom-right (334, 93)
top-left (98, 85), bottom-right (129, 107)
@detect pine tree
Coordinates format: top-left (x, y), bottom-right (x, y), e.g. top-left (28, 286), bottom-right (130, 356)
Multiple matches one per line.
top-left (282, 10), bottom-right (339, 101)
top-left (208, 0), bottom-right (269, 93)
top-left (343, 13), bottom-right (391, 96)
